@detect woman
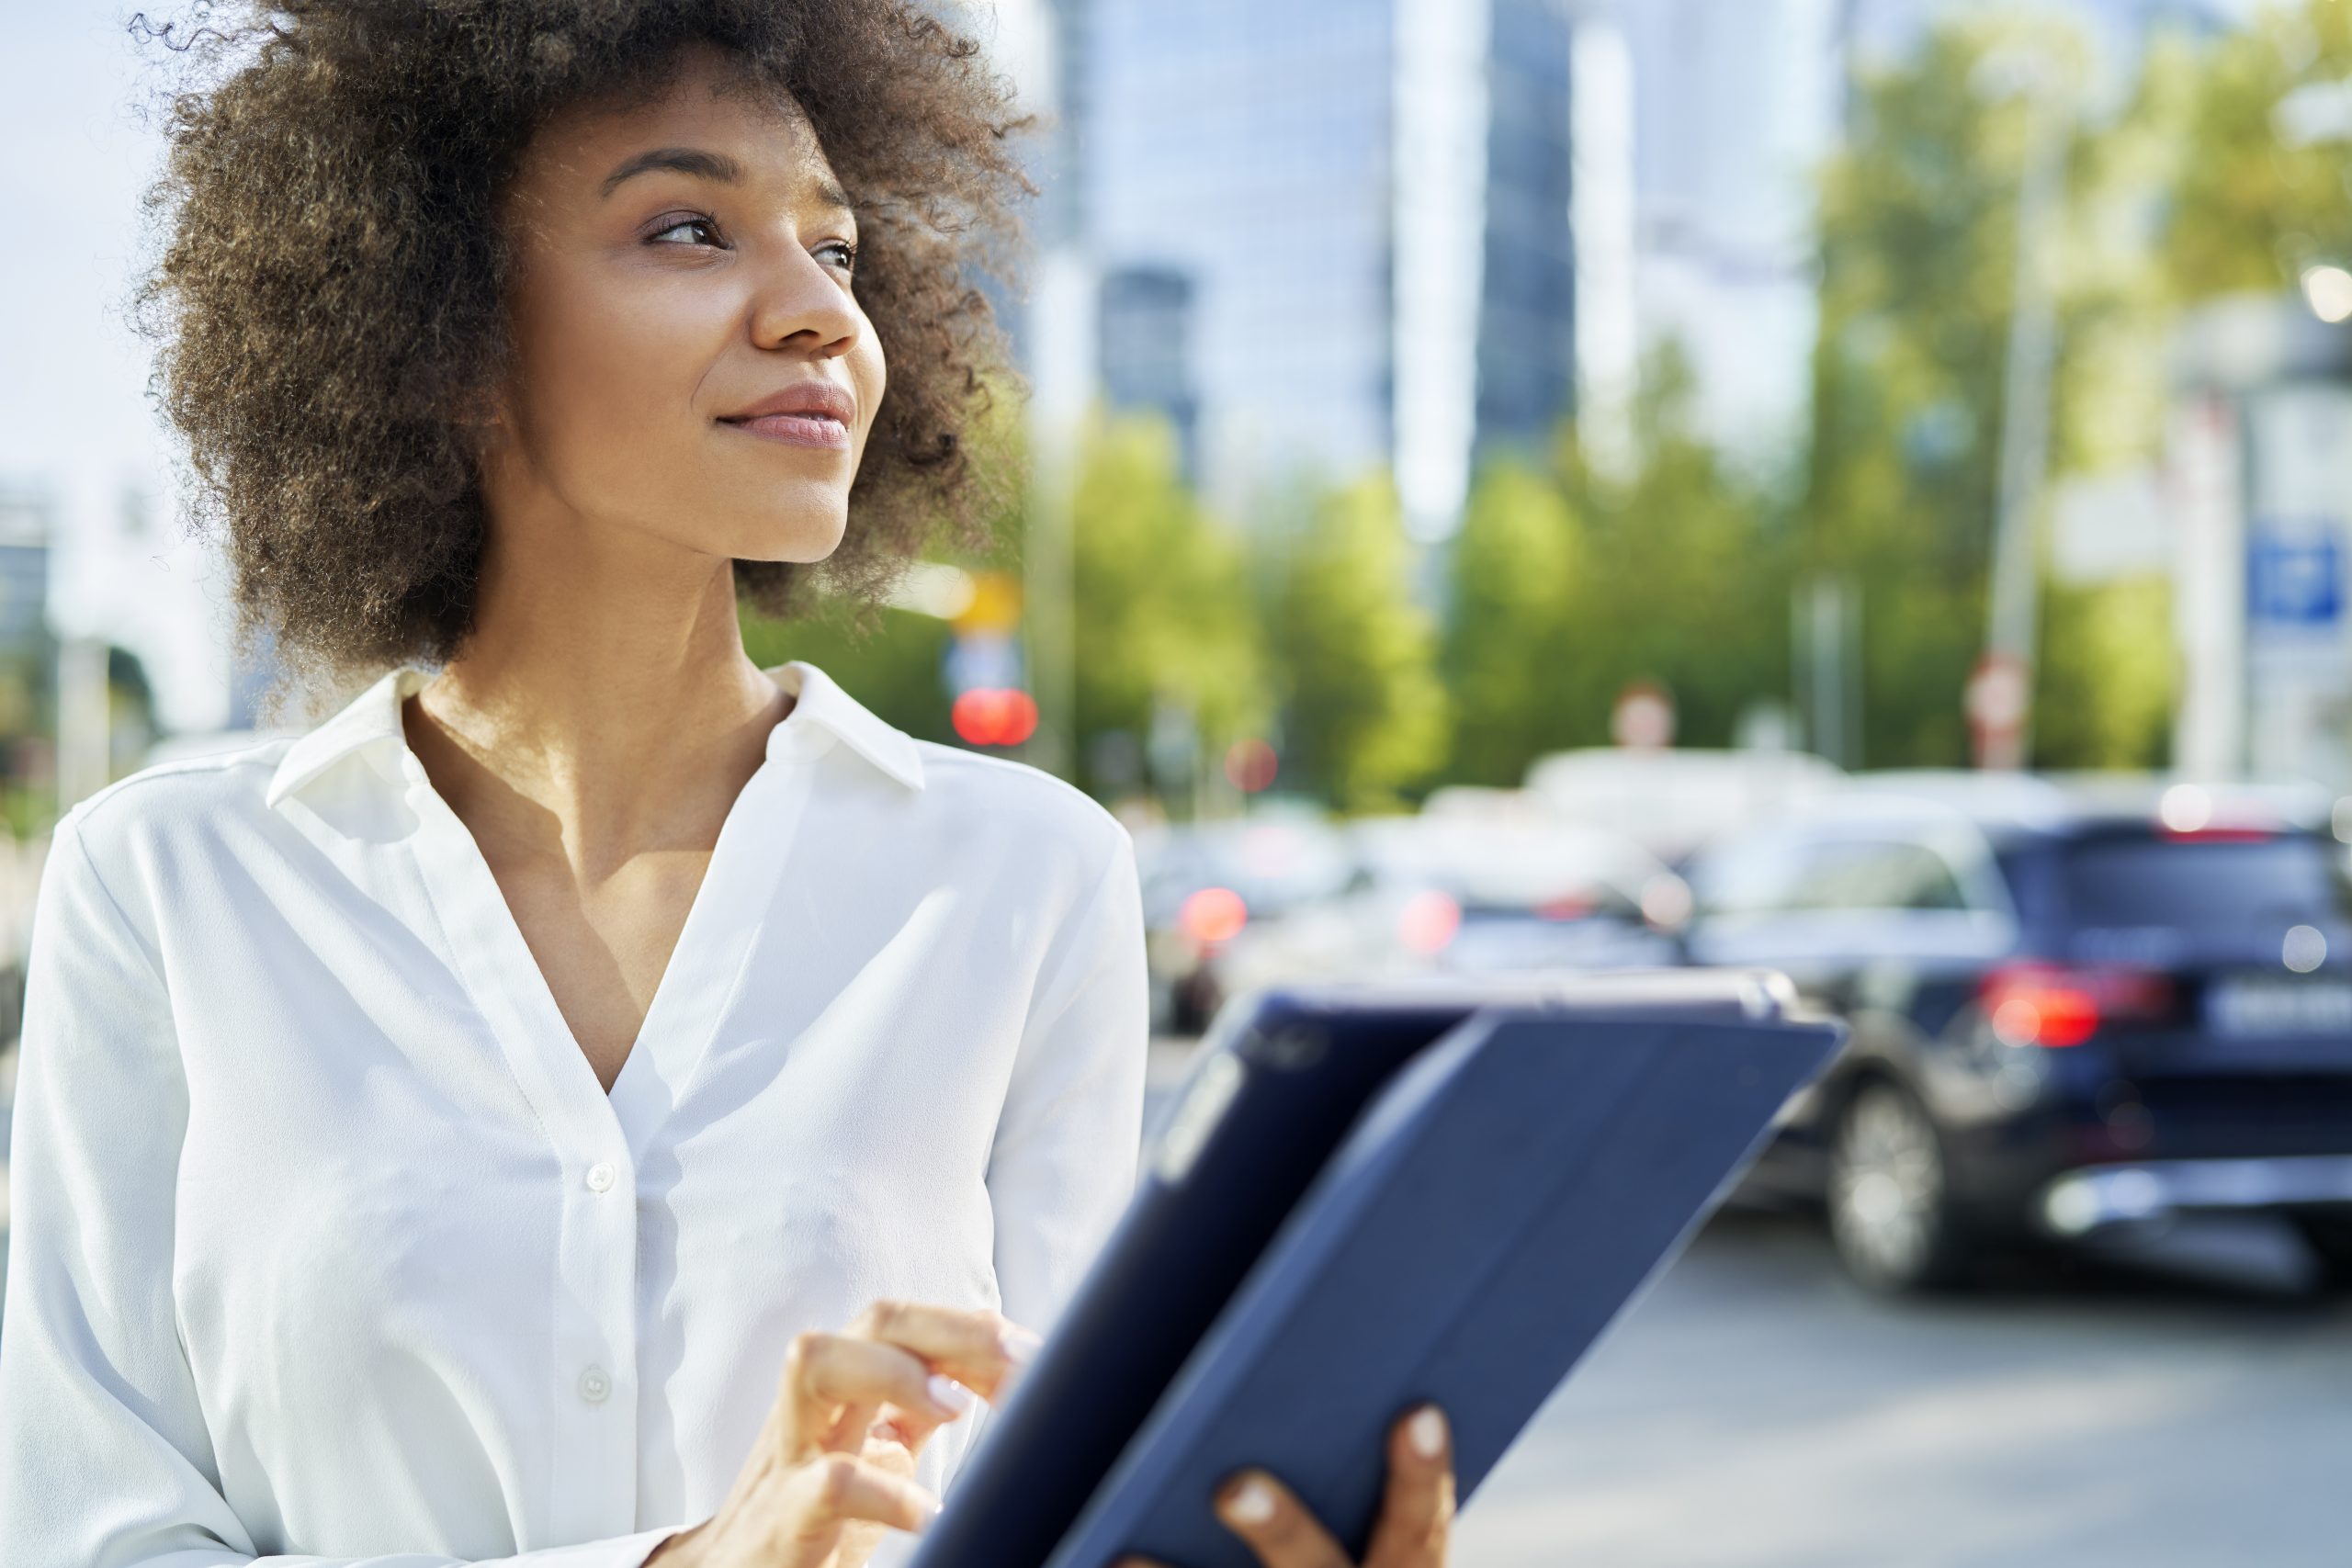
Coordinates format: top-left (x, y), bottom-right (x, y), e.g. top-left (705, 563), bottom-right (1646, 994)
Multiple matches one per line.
top-left (0, 5), bottom-right (1456, 1567)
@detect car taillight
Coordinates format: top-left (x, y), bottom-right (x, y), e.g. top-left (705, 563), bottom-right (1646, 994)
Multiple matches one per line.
top-left (1979, 962), bottom-right (2173, 1047)
top-left (1180, 886), bottom-right (1248, 945)
top-left (1397, 890), bottom-right (1462, 954)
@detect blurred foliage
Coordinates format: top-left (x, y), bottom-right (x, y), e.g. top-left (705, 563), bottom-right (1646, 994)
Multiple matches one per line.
top-left (1441, 458), bottom-right (1578, 785)
top-left (1807, 10), bottom-right (2177, 770)
top-left (1069, 411), bottom-right (1270, 802)
top-left (2146, 1), bottom-right (2352, 299)
top-left (1442, 349), bottom-right (1793, 786)
top-left (1259, 472), bottom-right (1451, 814)
top-left (740, 592), bottom-right (964, 743)
top-left (2034, 571), bottom-right (2175, 769)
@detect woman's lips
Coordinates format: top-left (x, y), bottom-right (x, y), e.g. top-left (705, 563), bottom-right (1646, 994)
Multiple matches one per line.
top-left (722, 412), bottom-right (850, 451)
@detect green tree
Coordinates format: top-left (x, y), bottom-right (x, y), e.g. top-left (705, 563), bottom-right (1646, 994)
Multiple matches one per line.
top-left (1261, 473), bottom-right (1450, 813)
top-left (2147, 3), bottom-right (2352, 300)
top-left (740, 594), bottom-right (965, 741)
top-left (1068, 410), bottom-right (1270, 803)
top-left (1441, 458), bottom-right (1578, 785)
top-left (2033, 572), bottom-right (2174, 771)
top-left (1439, 347), bottom-right (1793, 787)
top-left (1806, 12), bottom-right (2174, 769)
top-left (1553, 355), bottom-right (1796, 755)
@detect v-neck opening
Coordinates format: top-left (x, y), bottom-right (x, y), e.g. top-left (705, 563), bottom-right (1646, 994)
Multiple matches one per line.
top-left (395, 688), bottom-right (832, 1162)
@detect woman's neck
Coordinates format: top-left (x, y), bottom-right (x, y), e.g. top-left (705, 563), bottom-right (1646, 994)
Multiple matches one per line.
top-left (402, 513), bottom-right (794, 871)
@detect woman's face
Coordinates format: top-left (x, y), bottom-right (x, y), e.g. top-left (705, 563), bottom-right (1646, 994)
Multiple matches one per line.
top-left (484, 49), bottom-right (885, 566)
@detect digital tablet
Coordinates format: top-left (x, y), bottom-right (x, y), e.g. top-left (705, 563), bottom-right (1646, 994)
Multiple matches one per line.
top-left (910, 971), bottom-right (1840, 1568)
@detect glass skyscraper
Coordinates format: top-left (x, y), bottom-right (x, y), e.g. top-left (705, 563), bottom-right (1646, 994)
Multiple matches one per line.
top-left (1057, 0), bottom-right (1578, 538)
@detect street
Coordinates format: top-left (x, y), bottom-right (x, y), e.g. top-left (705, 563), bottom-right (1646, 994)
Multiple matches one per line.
top-left (1458, 1212), bottom-right (2352, 1567)
top-left (1148, 1043), bottom-right (2352, 1568)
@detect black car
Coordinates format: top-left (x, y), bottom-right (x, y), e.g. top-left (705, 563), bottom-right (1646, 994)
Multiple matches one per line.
top-left (1675, 775), bottom-right (2352, 1291)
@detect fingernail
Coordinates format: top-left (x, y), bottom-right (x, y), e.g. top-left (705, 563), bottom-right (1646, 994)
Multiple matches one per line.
top-left (928, 1372), bottom-right (975, 1415)
top-left (1000, 1324), bottom-right (1043, 1366)
top-left (913, 1491), bottom-right (942, 1532)
top-left (1409, 1405), bottom-right (1448, 1459)
top-left (1221, 1476), bottom-right (1278, 1527)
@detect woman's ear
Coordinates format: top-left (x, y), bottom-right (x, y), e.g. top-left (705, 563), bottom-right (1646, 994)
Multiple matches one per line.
top-left (458, 378), bottom-right (514, 456)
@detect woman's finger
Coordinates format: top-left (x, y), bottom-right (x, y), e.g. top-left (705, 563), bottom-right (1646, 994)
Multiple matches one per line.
top-left (870, 1393), bottom-right (964, 1458)
top-left (849, 1296), bottom-right (1041, 1402)
top-left (776, 1450), bottom-right (942, 1542)
top-left (830, 1431), bottom-right (927, 1568)
top-left (1214, 1469), bottom-right (1350, 1568)
top-left (778, 1330), bottom-right (974, 1456)
top-left (1365, 1404), bottom-right (1456, 1568)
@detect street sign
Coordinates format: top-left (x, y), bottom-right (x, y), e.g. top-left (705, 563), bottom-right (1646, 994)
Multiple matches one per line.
top-left (1967, 653), bottom-right (2030, 771)
top-left (1965, 654), bottom-right (2030, 733)
top-left (2247, 526), bottom-right (2344, 629)
top-left (1611, 681), bottom-right (1676, 750)
top-left (944, 632), bottom-right (1023, 695)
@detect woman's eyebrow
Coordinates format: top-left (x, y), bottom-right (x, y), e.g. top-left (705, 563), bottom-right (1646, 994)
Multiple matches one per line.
top-left (601, 147), bottom-right (742, 197)
top-left (599, 146), bottom-right (855, 215)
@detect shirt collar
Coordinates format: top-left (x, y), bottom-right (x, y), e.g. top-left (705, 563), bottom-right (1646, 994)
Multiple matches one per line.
top-left (765, 660), bottom-right (926, 790)
top-left (265, 659), bottom-right (924, 813)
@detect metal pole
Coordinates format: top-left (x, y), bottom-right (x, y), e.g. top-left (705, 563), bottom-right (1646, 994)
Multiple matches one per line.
top-left (1023, 251), bottom-right (1091, 782)
top-left (1982, 76), bottom-right (2069, 771)
top-left (1811, 578), bottom-right (1843, 769)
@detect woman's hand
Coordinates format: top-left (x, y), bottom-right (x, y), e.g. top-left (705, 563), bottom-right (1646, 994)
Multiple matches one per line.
top-left (645, 1299), bottom-right (1038, 1568)
top-left (1116, 1404), bottom-right (1456, 1568)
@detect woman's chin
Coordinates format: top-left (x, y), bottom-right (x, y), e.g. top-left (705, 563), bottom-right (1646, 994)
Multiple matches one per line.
top-left (715, 510), bottom-right (848, 566)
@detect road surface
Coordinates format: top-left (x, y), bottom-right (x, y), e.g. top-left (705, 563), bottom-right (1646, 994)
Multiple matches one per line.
top-left (1149, 1037), bottom-right (2352, 1567)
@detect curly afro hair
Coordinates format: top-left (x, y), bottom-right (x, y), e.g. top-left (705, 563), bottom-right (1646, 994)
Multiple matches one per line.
top-left (130, 1), bottom-right (1035, 714)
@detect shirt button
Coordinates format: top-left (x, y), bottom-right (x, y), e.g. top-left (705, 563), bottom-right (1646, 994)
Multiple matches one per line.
top-left (578, 1365), bottom-right (611, 1404)
top-left (585, 1161), bottom-right (616, 1193)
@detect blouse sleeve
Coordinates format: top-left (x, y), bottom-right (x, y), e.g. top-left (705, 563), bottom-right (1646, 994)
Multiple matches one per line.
top-left (0, 810), bottom-right (678, 1568)
top-left (982, 821), bottom-right (1150, 1341)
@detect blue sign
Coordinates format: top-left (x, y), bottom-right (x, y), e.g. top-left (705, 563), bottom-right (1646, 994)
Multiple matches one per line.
top-left (2248, 529), bottom-right (2343, 631)
top-left (943, 632), bottom-right (1023, 695)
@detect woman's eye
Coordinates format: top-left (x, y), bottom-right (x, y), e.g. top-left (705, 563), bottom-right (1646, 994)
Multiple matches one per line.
top-left (819, 241), bottom-right (859, 274)
top-left (648, 217), bottom-right (721, 247)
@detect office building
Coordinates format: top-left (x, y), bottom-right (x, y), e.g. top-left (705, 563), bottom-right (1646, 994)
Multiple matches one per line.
top-left (1046, 0), bottom-right (1579, 540)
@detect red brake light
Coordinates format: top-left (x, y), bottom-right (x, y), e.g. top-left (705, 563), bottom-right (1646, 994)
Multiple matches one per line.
top-left (1181, 886), bottom-right (1249, 945)
top-left (950, 687), bottom-right (1039, 747)
top-left (1397, 890), bottom-right (1463, 954)
top-left (1979, 963), bottom-right (2172, 1047)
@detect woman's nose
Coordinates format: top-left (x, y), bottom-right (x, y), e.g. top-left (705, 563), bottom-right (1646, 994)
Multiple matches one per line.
top-left (748, 246), bottom-right (862, 357)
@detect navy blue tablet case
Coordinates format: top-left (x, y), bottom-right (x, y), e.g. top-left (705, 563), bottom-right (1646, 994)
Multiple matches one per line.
top-left (912, 973), bottom-right (1840, 1568)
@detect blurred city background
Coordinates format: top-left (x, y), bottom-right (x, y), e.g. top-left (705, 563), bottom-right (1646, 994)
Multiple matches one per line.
top-left (8, 0), bottom-right (2352, 1562)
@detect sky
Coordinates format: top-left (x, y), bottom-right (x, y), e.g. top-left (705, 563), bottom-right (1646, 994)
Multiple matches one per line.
top-left (0, 0), bottom-right (229, 732)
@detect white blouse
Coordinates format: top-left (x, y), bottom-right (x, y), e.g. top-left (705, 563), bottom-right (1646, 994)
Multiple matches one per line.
top-left (0, 660), bottom-right (1148, 1568)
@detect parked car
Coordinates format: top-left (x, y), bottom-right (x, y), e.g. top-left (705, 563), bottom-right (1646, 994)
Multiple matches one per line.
top-left (1134, 813), bottom-right (1355, 1034)
top-left (1195, 816), bottom-right (1688, 1018)
top-left (1674, 773), bottom-right (2352, 1292)
top-left (1522, 746), bottom-right (1846, 859)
